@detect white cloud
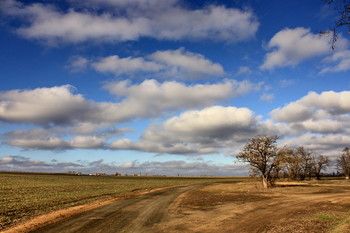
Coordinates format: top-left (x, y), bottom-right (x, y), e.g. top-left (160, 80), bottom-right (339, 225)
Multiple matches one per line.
top-left (104, 79), bottom-right (258, 115)
top-left (89, 48), bottom-right (225, 79)
top-left (69, 0), bottom-right (178, 10)
top-left (0, 155), bottom-right (249, 176)
top-left (120, 161), bottom-right (135, 169)
top-left (270, 91), bottom-right (350, 136)
top-left (0, 80), bottom-right (260, 151)
top-left (0, 80), bottom-right (258, 127)
top-left (292, 119), bottom-right (345, 134)
top-left (0, 85), bottom-right (90, 125)
top-left (236, 66), bottom-right (252, 76)
top-left (4, 131), bottom-right (106, 150)
top-left (110, 138), bottom-right (217, 155)
top-left (163, 106), bottom-right (256, 137)
top-left (110, 105), bottom-right (259, 155)
top-left (260, 27), bottom-right (331, 70)
top-left (271, 102), bottom-right (314, 122)
top-left (66, 56), bottom-right (89, 72)
top-left (149, 48), bottom-right (225, 77)
top-left (3, 87), bottom-right (350, 158)
top-left (272, 91), bottom-right (350, 123)
top-left (260, 93), bottom-right (274, 102)
top-left (281, 134), bottom-right (350, 158)
top-left (319, 50), bottom-right (350, 74)
top-left (7, 137), bottom-right (70, 150)
top-left (3, 0), bottom-right (259, 44)
top-left (69, 136), bottom-right (105, 149)
top-left (301, 91), bottom-right (350, 114)
top-left (92, 55), bottom-right (163, 75)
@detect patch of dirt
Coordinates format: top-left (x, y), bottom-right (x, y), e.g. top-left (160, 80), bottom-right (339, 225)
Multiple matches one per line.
top-left (1, 186), bottom-right (182, 233)
top-left (153, 181), bottom-right (350, 233)
top-left (179, 190), bottom-right (271, 210)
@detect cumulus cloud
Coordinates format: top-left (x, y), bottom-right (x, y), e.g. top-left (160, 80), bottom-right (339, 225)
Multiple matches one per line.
top-left (3, 129), bottom-right (106, 150)
top-left (271, 102), bottom-right (314, 122)
top-left (271, 90), bottom-right (350, 135)
top-left (69, 136), bottom-right (105, 149)
top-left (87, 48), bottom-right (225, 79)
top-left (69, 0), bottom-right (179, 10)
top-left (149, 48), bottom-right (225, 77)
top-left (319, 50), bottom-right (350, 74)
top-left (0, 80), bottom-right (260, 150)
top-left (2, 0), bottom-right (259, 44)
top-left (0, 85), bottom-right (90, 125)
top-left (92, 55), bottom-right (163, 75)
top-left (2, 87), bottom-right (349, 159)
top-left (291, 119), bottom-right (345, 134)
top-left (281, 134), bottom-right (350, 158)
top-left (104, 79), bottom-right (258, 115)
top-left (110, 106), bottom-right (259, 155)
top-left (110, 138), bottom-right (217, 155)
top-left (0, 155), bottom-right (80, 168)
top-left (260, 27), bottom-right (331, 70)
top-left (301, 91), bottom-right (350, 114)
top-left (272, 91), bottom-right (350, 122)
top-left (66, 56), bottom-right (89, 72)
top-left (0, 80), bottom-right (257, 127)
top-left (71, 122), bottom-right (129, 136)
top-left (163, 106), bottom-right (256, 137)
top-left (6, 137), bottom-right (70, 150)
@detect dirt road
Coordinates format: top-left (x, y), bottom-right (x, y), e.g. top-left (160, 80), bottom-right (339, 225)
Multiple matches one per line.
top-left (29, 184), bottom-right (203, 233)
top-left (25, 181), bottom-right (350, 233)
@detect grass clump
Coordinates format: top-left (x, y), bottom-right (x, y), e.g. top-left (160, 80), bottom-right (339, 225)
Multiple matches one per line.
top-left (315, 214), bottom-right (337, 221)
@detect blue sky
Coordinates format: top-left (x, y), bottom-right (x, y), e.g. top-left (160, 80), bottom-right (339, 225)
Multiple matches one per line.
top-left (1, 0), bottom-right (350, 176)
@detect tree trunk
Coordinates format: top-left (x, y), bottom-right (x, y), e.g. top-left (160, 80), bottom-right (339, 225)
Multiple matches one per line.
top-left (262, 176), bottom-right (270, 189)
top-left (316, 173), bottom-right (320, 180)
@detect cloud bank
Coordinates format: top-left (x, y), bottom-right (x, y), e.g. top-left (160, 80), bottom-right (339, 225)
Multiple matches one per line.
top-left (0, 155), bottom-right (248, 176)
top-left (2, 0), bottom-right (259, 44)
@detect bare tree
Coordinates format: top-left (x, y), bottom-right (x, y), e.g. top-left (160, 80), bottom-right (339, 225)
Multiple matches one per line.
top-left (337, 147), bottom-right (350, 179)
top-left (311, 155), bottom-right (330, 180)
top-left (237, 135), bottom-right (281, 188)
top-left (295, 147), bottom-right (314, 180)
top-left (281, 147), bottom-right (316, 180)
top-left (322, 0), bottom-right (350, 49)
top-left (281, 148), bottom-right (303, 181)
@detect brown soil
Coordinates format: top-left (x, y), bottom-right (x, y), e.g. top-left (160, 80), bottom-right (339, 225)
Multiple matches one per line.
top-left (3, 181), bottom-right (350, 233)
top-left (153, 181), bottom-right (350, 233)
top-left (1, 186), bottom-right (182, 233)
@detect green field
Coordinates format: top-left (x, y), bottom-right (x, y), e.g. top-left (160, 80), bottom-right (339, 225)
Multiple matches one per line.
top-left (0, 172), bottom-right (246, 230)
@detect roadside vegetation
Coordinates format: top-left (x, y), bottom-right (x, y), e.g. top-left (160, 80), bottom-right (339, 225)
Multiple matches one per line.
top-left (0, 172), bottom-right (245, 231)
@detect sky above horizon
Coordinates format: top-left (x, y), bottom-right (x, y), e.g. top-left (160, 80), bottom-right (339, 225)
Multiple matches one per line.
top-left (1, 0), bottom-right (350, 176)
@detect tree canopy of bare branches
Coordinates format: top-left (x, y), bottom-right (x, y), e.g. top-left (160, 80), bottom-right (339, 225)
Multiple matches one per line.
top-left (237, 136), bottom-right (332, 188)
top-left (236, 135), bottom-right (281, 188)
top-left (323, 0), bottom-right (350, 48)
top-left (337, 147), bottom-right (350, 179)
top-left (312, 155), bottom-right (330, 180)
